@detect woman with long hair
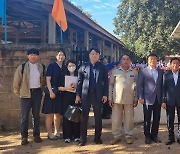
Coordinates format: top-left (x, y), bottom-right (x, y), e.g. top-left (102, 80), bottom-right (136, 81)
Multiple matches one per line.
top-left (42, 50), bottom-right (67, 140)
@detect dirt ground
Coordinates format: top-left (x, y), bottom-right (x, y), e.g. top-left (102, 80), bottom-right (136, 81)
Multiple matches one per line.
top-left (1, 122), bottom-right (180, 154)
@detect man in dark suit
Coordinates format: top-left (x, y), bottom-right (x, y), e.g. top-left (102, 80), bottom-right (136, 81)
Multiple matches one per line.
top-left (137, 53), bottom-right (163, 144)
top-left (162, 57), bottom-right (180, 145)
top-left (75, 48), bottom-right (108, 146)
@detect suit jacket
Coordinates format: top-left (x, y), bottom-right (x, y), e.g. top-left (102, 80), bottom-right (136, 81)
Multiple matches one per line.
top-left (162, 70), bottom-right (180, 106)
top-left (76, 62), bottom-right (108, 102)
top-left (137, 66), bottom-right (163, 105)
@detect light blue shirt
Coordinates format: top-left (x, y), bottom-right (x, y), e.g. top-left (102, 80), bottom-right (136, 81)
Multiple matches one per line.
top-left (146, 66), bottom-right (158, 107)
top-left (172, 71), bottom-right (179, 86)
top-left (149, 66), bottom-right (158, 83)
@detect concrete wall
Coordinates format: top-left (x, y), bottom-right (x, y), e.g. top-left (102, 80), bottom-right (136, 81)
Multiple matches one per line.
top-left (0, 44), bottom-right (72, 130)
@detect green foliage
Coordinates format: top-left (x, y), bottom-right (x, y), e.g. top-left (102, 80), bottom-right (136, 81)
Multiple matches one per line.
top-left (114, 0), bottom-right (180, 58)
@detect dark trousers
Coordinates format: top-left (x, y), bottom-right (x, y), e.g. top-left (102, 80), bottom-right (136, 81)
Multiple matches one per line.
top-left (63, 117), bottom-right (80, 139)
top-left (20, 89), bottom-right (42, 139)
top-left (80, 92), bottom-right (102, 142)
top-left (62, 92), bottom-right (80, 140)
top-left (143, 98), bottom-right (161, 138)
top-left (166, 104), bottom-right (180, 140)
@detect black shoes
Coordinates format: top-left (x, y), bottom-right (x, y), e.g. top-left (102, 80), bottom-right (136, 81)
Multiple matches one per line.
top-left (145, 135), bottom-right (161, 144)
top-left (21, 138), bottom-right (29, 145)
top-left (78, 138), bottom-right (102, 146)
top-left (102, 115), bottom-right (111, 119)
top-left (177, 138), bottom-right (180, 144)
top-left (165, 139), bottom-right (175, 145)
top-left (34, 136), bottom-right (42, 143)
top-left (165, 138), bottom-right (180, 145)
top-left (21, 136), bottom-right (42, 145)
top-left (145, 137), bottom-right (151, 144)
top-left (94, 138), bottom-right (103, 144)
top-left (151, 137), bottom-right (161, 143)
top-left (78, 141), bottom-right (86, 146)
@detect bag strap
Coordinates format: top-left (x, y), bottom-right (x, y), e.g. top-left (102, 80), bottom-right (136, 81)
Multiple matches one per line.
top-left (41, 64), bottom-right (45, 76)
top-left (21, 62), bottom-right (27, 75)
top-left (21, 62), bottom-right (45, 76)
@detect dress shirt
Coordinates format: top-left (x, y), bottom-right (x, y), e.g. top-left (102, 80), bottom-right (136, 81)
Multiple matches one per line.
top-left (172, 70), bottom-right (179, 86)
top-left (29, 62), bottom-right (40, 89)
top-left (89, 63), bottom-right (97, 91)
top-left (149, 66), bottom-right (158, 83)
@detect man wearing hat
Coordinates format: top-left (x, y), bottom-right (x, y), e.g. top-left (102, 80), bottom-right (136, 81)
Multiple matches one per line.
top-left (13, 48), bottom-right (45, 145)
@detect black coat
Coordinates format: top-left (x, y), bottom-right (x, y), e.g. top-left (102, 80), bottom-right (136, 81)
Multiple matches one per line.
top-left (76, 62), bottom-right (108, 102)
top-left (162, 70), bottom-right (180, 106)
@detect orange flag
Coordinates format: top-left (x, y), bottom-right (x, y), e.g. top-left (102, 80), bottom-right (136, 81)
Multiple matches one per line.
top-left (52, 0), bottom-right (67, 32)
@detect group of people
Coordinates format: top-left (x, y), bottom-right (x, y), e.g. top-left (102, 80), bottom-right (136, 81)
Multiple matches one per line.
top-left (13, 48), bottom-right (180, 147)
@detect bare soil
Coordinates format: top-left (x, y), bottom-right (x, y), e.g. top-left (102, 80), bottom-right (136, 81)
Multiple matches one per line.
top-left (1, 123), bottom-right (180, 154)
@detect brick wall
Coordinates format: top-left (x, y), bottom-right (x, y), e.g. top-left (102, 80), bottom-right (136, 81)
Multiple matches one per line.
top-left (0, 44), bottom-right (71, 130)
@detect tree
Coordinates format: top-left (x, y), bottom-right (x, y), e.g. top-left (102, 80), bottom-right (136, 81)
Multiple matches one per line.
top-left (114, 0), bottom-right (180, 57)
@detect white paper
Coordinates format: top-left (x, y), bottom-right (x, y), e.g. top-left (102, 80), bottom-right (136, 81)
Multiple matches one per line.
top-left (65, 75), bottom-right (78, 93)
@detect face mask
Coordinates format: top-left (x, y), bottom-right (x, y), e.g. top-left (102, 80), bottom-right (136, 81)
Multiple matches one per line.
top-left (68, 66), bottom-right (76, 73)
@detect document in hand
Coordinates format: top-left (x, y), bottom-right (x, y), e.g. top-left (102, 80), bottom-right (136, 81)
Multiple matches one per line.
top-left (65, 75), bottom-right (78, 93)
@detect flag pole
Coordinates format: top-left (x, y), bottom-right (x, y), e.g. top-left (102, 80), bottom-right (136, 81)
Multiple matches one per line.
top-left (4, 20), bottom-right (7, 44)
top-left (4, 0), bottom-right (7, 44)
top-left (60, 22), bottom-right (63, 44)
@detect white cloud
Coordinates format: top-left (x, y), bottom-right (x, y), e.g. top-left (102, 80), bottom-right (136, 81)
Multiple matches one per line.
top-left (93, 0), bottom-right (101, 2)
top-left (93, 5), bottom-right (107, 9)
top-left (92, 1), bottom-right (120, 10)
top-left (92, 11), bottom-right (114, 16)
top-left (84, 8), bottom-right (93, 13)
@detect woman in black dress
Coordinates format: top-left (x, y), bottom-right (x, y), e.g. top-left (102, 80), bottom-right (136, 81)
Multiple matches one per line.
top-left (42, 50), bottom-right (67, 140)
top-left (62, 60), bottom-right (80, 143)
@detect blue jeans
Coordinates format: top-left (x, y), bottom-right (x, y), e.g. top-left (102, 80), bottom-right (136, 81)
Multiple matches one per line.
top-left (20, 89), bottom-right (42, 139)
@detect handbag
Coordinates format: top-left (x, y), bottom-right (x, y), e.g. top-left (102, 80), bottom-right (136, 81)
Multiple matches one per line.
top-left (44, 86), bottom-right (58, 95)
top-left (64, 104), bottom-right (84, 122)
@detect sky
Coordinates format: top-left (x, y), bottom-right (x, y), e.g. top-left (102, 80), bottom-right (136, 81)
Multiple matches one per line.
top-left (68, 0), bottom-right (120, 35)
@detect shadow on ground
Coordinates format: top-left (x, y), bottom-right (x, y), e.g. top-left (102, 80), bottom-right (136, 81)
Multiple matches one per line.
top-left (1, 122), bottom-right (180, 154)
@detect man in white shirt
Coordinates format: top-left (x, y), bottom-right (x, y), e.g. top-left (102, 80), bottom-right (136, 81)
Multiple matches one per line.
top-left (162, 57), bottom-right (180, 145)
top-left (13, 48), bottom-right (45, 145)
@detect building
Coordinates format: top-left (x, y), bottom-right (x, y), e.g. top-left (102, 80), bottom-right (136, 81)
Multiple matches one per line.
top-left (0, 0), bottom-right (126, 130)
top-left (0, 0), bottom-right (126, 64)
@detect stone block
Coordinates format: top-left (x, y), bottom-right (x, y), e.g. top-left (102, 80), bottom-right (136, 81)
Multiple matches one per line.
top-left (0, 109), bottom-right (21, 130)
top-left (2, 66), bottom-right (14, 76)
top-left (0, 76), bottom-right (13, 84)
top-left (12, 51), bottom-right (27, 58)
top-left (39, 51), bottom-right (47, 60)
top-left (0, 84), bottom-right (13, 93)
top-left (0, 93), bottom-right (11, 109)
top-left (8, 94), bottom-right (20, 109)
top-left (47, 51), bottom-right (57, 57)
